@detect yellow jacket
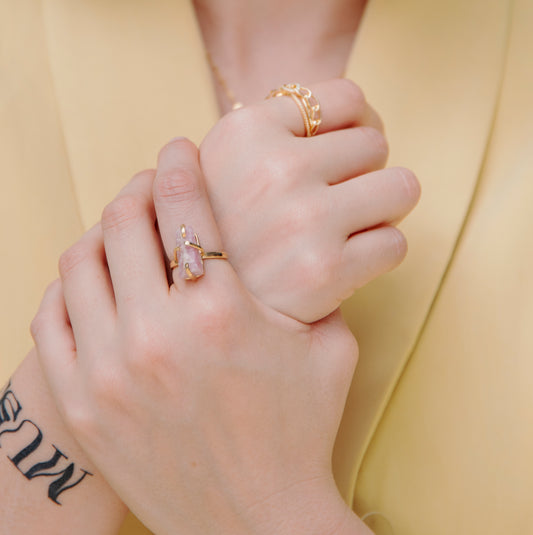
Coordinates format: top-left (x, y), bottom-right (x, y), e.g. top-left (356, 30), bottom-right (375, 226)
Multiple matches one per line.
top-left (1, 1), bottom-right (531, 533)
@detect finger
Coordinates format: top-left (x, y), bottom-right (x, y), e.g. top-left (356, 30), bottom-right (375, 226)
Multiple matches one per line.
top-left (262, 78), bottom-right (383, 137)
top-left (101, 169), bottom-right (169, 313)
top-left (338, 226), bottom-right (408, 297)
top-left (59, 224), bottom-right (116, 342)
top-left (31, 280), bottom-right (78, 397)
top-left (332, 167), bottom-right (421, 236)
top-left (153, 137), bottom-right (234, 289)
top-left (308, 126), bottom-right (389, 184)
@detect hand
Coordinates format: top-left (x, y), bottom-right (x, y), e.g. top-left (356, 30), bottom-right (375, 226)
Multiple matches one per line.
top-left (33, 140), bottom-right (370, 535)
top-left (200, 78), bottom-right (421, 322)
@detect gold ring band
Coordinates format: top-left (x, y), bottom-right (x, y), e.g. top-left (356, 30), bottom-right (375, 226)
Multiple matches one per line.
top-left (202, 251), bottom-right (229, 260)
top-left (169, 248), bottom-right (229, 268)
top-left (267, 83), bottom-right (321, 137)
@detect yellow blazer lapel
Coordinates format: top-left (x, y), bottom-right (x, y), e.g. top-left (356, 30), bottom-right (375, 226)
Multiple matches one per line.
top-left (0, 0), bottom-right (85, 375)
top-left (334, 0), bottom-right (512, 504)
top-left (42, 0), bottom-right (218, 229)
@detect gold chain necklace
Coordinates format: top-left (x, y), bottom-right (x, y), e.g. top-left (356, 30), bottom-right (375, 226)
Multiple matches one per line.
top-left (205, 51), bottom-right (244, 111)
top-left (205, 51), bottom-right (346, 113)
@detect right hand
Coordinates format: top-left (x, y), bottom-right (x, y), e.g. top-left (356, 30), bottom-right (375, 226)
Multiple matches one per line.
top-left (33, 142), bottom-right (370, 535)
top-left (200, 78), bottom-right (421, 323)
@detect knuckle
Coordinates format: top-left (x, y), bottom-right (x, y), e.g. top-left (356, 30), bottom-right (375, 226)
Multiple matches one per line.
top-left (300, 250), bottom-right (336, 291)
top-left (360, 126), bottom-right (389, 161)
top-left (271, 148), bottom-right (310, 181)
top-left (283, 200), bottom-right (325, 234)
top-left (126, 319), bottom-right (173, 374)
top-left (58, 243), bottom-right (88, 279)
top-left (101, 194), bottom-right (142, 233)
top-left (254, 151), bottom-right (306, 191)
top-left (397, 167), bottom-right (422, 203)
top-left (337, 78), bottom-right (366, 108)
top-left (193, 293), bottom-right (239, 343)
top-left (249, 152), bottom-right (290, 185)
top-left (154, 168), bottom-right (201, 205)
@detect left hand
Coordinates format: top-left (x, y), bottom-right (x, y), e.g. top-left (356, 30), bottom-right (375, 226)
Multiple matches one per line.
top-left (32, 139), bottom-right (370, 535)
top-left (199, 79), bottom-right (419, 323)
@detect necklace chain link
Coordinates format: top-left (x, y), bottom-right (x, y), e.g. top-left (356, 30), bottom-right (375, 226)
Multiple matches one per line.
top-left (205, 51), bottom-right (243, 111)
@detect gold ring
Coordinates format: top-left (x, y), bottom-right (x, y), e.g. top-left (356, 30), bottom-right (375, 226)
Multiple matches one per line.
top-left (170, 224), bottom-right (228, 280)
top-left (267, 83), bottom-right (321, 136)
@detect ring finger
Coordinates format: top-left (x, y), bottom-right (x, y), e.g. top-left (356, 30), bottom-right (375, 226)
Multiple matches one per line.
top-left (152, 137), bottom-right (233, 291)
top-left (332, 167), bottom-right (421, 237)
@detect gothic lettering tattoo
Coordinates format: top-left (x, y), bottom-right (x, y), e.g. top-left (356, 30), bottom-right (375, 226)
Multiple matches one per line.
top-left (0, 380), bottom-right (92, 504)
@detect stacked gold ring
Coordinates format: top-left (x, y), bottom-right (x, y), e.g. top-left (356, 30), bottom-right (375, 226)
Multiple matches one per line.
top-left (267, 83), bottom-right (322, 137)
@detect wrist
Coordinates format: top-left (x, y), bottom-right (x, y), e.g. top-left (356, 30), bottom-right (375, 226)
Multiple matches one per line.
top-left (242, 476), bottom-right (373, 535)
top-left (0, 349), bottom-right (127, 533)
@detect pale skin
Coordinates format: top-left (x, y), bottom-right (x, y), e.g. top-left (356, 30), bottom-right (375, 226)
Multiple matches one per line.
top-left (0, 2), bottom-right (421, 534)
top-left (193, 0), bottom-right (368, 112)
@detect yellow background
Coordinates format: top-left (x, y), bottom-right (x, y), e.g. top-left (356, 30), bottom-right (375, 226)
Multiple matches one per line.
top-left (1, 1), bottom-right (531, 533)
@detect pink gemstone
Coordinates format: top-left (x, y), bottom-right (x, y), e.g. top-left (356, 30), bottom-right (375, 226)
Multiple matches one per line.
top-left (176, 225), bottom-right (204, 280)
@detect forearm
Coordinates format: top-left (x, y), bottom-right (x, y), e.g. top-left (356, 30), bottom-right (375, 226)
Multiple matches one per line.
top-left (0, 348), bottom-right (126, 535)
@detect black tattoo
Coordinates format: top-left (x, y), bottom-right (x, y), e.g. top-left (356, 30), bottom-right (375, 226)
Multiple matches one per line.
top-left (0, 380), bottom-right (93, 505)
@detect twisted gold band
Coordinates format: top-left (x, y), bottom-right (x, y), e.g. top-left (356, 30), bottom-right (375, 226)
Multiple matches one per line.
top-left (267, 83), bottom-right (321, 137)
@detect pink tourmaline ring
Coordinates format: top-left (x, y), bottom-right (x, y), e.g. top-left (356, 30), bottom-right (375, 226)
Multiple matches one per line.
top-left (169, 224), bottom-right (228, 280)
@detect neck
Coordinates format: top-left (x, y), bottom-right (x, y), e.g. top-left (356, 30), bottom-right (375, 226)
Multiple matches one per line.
top-left (193, 0), bottom-right (367, 112)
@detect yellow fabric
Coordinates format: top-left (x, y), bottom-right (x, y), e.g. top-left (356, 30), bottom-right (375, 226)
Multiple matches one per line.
top-left (1, 1), bottom-right (531, 533)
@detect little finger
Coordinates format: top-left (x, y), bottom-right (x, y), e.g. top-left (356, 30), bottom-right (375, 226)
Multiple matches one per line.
top-left (339, 226), bottom-right (408, 296)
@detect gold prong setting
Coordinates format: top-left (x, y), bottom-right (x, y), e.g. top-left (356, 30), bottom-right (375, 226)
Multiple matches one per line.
top-left (169, 224), bottom-right (228, 280)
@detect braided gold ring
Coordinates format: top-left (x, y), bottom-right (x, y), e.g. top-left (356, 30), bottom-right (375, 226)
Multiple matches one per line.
top-left (267, 83), bottom-right (321, 137)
